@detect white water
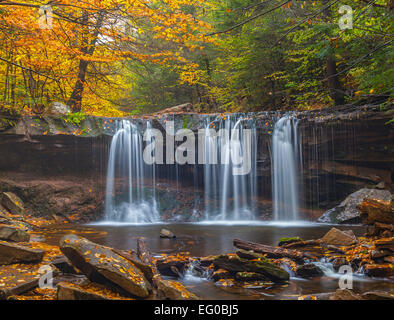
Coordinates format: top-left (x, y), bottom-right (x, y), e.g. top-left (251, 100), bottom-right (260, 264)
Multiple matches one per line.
top-left (105, 120), bottom-right (160, 223)
top-left (272, 115), bottom-right (302, 221)
top-left (203, 115), bottom-right (257, 221)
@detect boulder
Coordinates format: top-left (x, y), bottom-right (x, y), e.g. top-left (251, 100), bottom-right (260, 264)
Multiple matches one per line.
top-left (157, 279), bottom-right (199, 300)
top-left (318, 188), bottom-right (391, 224)
top-left (295, 264), bottom-right (324, 278)
top-left (213, 254), bottom-right (289, 282)
top-left (0, 225), bottom-right (30, 242)
top-left (359, 199), bottom-right (394, 225)
top-left (0, 240), bottom-right (44, 265)
top-left (57, 282), bottom-right (108, 300)
top-left (160, 228), bottom-right (176, 239)
top-left (1, 192), bottom-right (24, 215)
top-left (374, 237), bottom-right (394, 251)
top-left (321, 228), bottom-right (357, 246)
top-left (47, 102), bottom-right (71, 116)
top-left (59, 234), bottom-right (151, 298)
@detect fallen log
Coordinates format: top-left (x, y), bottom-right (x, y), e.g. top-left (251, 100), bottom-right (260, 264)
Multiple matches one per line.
top-left (233, 238), bottom-right (306, 263)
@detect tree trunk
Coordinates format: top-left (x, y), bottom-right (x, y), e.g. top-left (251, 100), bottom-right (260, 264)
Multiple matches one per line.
top-left (68, 11), bottom-right (104, 112)
top-left (322, 0), bottom-right (345, 106)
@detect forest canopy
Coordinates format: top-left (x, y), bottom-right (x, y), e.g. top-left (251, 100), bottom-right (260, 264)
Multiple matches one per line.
top-left (0, 0), bottom-right (392, 117)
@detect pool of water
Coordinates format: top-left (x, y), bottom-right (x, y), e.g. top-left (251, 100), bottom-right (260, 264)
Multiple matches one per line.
top-left (38, 222), bottom-right (394, 300)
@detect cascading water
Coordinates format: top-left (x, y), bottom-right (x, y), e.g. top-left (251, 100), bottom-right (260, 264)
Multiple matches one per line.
top-left (105, 119), bottom-right (160, 223)
top-left (272, 115), bottom-right (302, 221)
top-left (203, 114), bottom-right (257, 221)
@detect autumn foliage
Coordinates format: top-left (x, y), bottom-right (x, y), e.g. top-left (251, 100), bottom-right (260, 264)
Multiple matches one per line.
top-left (0, 0), bottom-right (213, 116)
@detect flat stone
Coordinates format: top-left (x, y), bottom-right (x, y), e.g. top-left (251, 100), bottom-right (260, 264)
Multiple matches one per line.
top-left (59, 234), bottom-right (151, 298)
top-left (157, 279), bottom-right (199, 300)
top-left (362, 291), bottom-right (394, 300)
top-left (57, 282), bottom-right (108, 300)
top-left (329, 289), bottom-right (363, 300)
top-left (0, 241), bottom-right (44, 265)
top-left (1, 192), bottom-right (24, 215)
top-left (321, 227), bottom-right (357, 246)
top-left (0, 225), bottom-right (30, 242)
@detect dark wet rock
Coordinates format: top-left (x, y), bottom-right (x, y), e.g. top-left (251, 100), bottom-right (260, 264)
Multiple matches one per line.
top-left (329, 289), bottom-right (363, 300)
top-left (0, 240), bottom-right (44, 265)
top-left (235, 272), bottom-right (269, 282)
top-left (199, 255), bottom-right (218, 267)
top-left (362, 291), bottom-right (394, 300)
top-left (212, 269), bottom-right (232, 282)
top-left (318, 188), bottom-right (391, 224)
top-left (50, 256), bottom-right (80, 274)
top-left (59, 234), bottom-right (151, 298)
top-left (321, 227), bottom-right (357, 246)
top-left (374, 237), bottom-right (394, 251)
top-left (364, 264), bottom-right (394, 278)
top-left (157, 279), bottom-right (199, 300)
top-left (57, 282), bottom-right (108, 300)
top-left (160, 228), bottom-right (176, 239)
top-left (1, 192), bottom-right (24, 215)
top-left (295, 264), bottom-right (324, 278)
top-left (359, 199), bottom-right (394, 225)
top-left (213, 254), bottom-right (289, 282)
top-left (371, 250), bottom-right (391, 260)
top-left (331, 258), bottom-right (348, 272)
top-left (0, 225), bottom-right (30, 242)
top-left (278, 237), bottom-right (303, 247)
top-left (156, 257), bottom-right (188, 277)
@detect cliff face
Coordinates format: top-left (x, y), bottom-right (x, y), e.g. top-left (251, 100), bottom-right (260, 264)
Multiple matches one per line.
top-left (0, 104), bottom-right (392, 222)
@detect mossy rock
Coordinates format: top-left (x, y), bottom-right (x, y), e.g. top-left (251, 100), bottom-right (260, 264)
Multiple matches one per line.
top-left (278, 237), bottom-right (303, 247)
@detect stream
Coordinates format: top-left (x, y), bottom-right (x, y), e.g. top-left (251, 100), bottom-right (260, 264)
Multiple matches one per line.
top-left (36, 222), bottom-right (394, 300)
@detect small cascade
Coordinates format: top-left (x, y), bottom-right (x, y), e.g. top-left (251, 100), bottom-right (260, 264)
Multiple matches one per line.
top-left (105, 119), bottom-right (160, 223)
top-left (203, 114), bottom-right (257, 221)
top-left (272, 115), bottom-right (302, 221)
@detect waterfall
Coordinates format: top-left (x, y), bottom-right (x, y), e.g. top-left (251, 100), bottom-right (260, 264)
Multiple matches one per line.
top-left (105, 119), bottom-right (160, 223)
top-left (203, 114), bottom-right (257, 221)
top-left (272, 115), bottom-right (301, 221)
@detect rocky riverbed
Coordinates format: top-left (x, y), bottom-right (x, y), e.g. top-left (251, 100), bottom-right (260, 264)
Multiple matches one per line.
top-left (0, 189), bottom-right (393, 300)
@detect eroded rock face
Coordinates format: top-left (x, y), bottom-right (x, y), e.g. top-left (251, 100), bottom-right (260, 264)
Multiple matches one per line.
top-left (318, 188), bottom-right (392, 224)
top-left (321, 228), bottom-right (357, 246)
top-left (0, 225), bottom-right (30, 242)
top-left (0, 241), bottom-right (44, 265)
top-left (59, 234), bottom-right (151, 298)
